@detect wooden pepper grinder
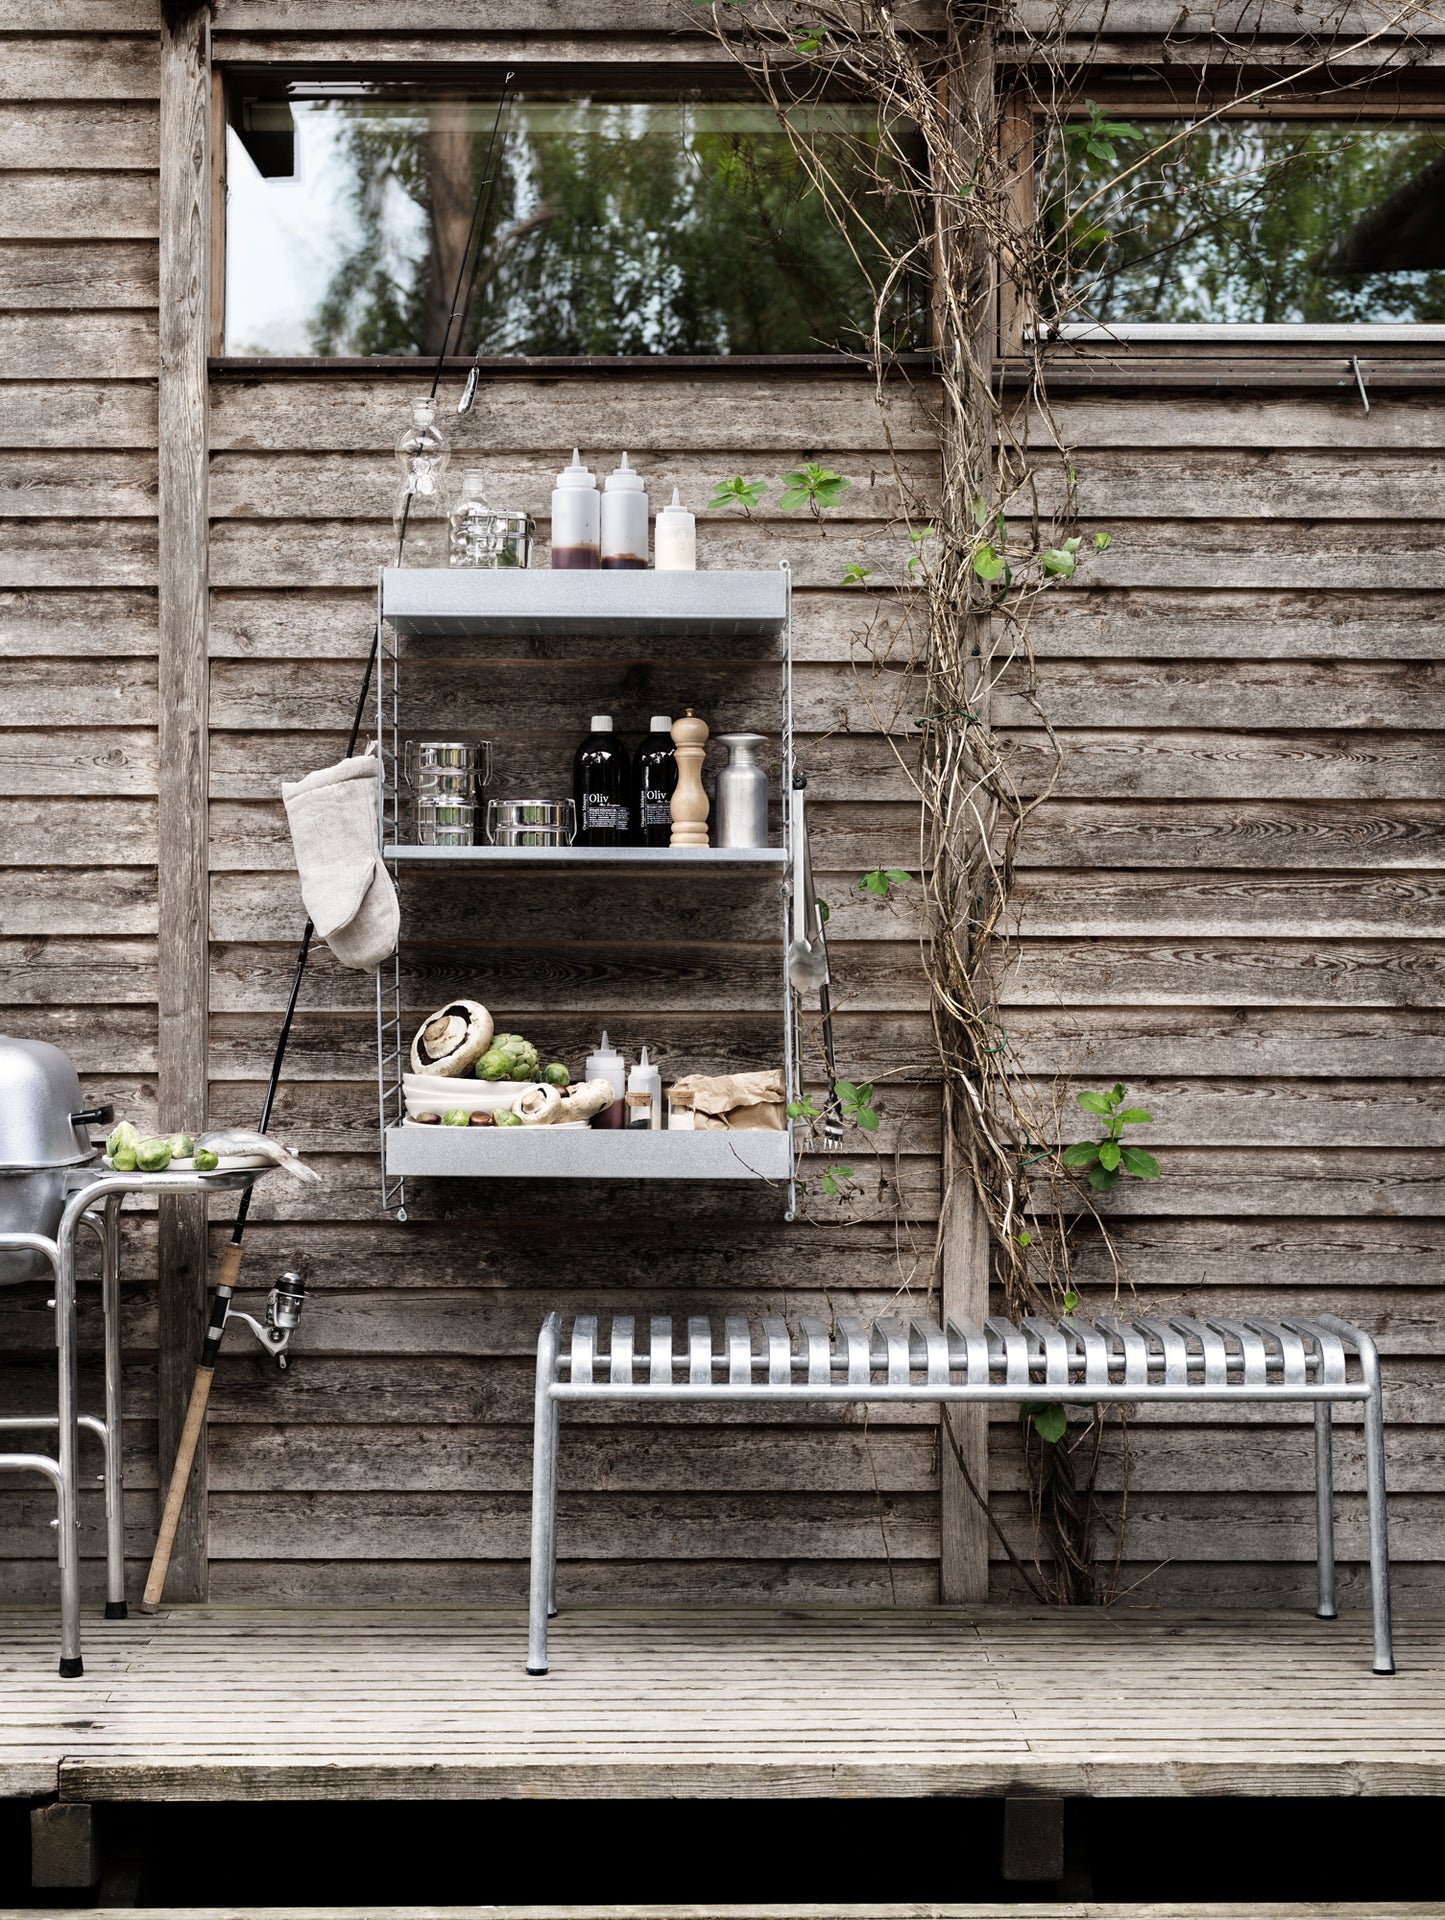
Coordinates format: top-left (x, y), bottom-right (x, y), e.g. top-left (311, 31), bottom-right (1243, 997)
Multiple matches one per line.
top-left (670, 709), bottom-right (710, 848)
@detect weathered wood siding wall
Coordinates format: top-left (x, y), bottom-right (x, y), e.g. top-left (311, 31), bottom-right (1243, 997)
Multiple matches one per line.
top-left (0, 6), bottom-right (163, 1597)
top-left (0, 0), bottom-right (1441, 1610)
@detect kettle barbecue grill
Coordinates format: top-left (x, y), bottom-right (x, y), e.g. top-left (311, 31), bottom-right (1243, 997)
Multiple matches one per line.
top-left (0, 1036), bottom-right (111, 1281)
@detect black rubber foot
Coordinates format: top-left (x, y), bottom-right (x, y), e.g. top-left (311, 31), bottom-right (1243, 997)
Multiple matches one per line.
top-left (526, 1665), bottom-right (549, 1676)
top-left (1316, 1606), bottom-right (1337, 1620)
top-left (547, 1605), bottom-right (558, 1619)
top-left (104, 1599), bottom-right (128, 1620)
top-left (58, 1656), bottom-right (83, 1679)
top-left (1374, 1660), bottom-right (1396, 1676)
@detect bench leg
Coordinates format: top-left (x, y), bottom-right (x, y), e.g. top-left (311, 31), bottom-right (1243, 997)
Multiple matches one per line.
top-left (527, 1313), bottom-right (561, 1676)
top-left (101, 1198), bottom-right (127, 1621)
top-left (1361, 1355), bottom-right (1394, 1675)
top-left (547, 1398), bottom-right (560, 1620)
top-left (1313, 1401), bottom-right (1336, 1620)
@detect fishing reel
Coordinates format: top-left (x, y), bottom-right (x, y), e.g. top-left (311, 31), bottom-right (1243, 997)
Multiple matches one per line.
top-left (227, 1270), bottom-right (307, 1371)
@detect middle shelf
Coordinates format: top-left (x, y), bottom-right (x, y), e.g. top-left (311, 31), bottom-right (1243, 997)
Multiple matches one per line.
top-left (384, 845), bottom-right (787, 872)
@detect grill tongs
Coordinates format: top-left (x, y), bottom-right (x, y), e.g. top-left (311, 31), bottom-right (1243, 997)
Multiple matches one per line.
top-left (787, 774), bottom-right (844, 1147)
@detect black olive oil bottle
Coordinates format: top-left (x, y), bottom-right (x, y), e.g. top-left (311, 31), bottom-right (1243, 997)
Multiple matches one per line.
top-left (573, 715), bottom-right (631, 846)
top-left (632, 715), bottom-right (678, 848)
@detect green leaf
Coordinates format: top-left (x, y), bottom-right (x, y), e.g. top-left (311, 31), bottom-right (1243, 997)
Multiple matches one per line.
top-left (1017, 1229), bottom-right (1032, 1246)
top-left (1062, 1289), bottom-right (1080, 1313)
top-left (1110, 1083), bottom-right (1125, 1101)
top-left (971, 497), bottom-right (991, 528)
top-left (1097, 1140), bottom-right (1121, 1171)
top-left (884, 869), bottom-right (912, 887)
top-left (816, 899), bottom-right (830, 923)
top-left (1061, 1140), bottom-right (1099, 1167)
top-left (1120, 1146), bottom-right (1161, 1178)
top-left (858, 870), bottom-right (890, 896)
top-left (778, 464), bottom-right (850, 514)
top-left (778, 486), bottom-right (811, 513)
top-left (973, 544), bottom-right (1006, 583)
top-left (820, 1164), bottom-right (854, 1198)
top-left (835, 1079), bottom-right (858, 1100)
top-left (1076, 1090), bottom-right (1112, 1117)
top-left (1116, 1108), bottom-right (1152, 1125)
top-left (841, 562), bottom-right (873, 586)
top-left (707, 476), bottom-right (769, 513)
top-left (1094, 530), bottom-right (1112, 551)
top-left (852, 1106), bottom-right (880, 1132)
top-left (1062, 535), bottom-right (1083, 553)
top-left (786, 1097), bottom-right (822, 1121)
top-left (1040, 547), bottom-right (1076, 578)
top-left (1024, 1402), bottom-right (1067, 1443)
top-left (1088, 1164), bottom-right (1121, 1192)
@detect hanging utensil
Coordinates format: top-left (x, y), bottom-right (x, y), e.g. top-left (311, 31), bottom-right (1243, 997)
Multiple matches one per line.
top-left (787, 777), bottom-right (844, 1147)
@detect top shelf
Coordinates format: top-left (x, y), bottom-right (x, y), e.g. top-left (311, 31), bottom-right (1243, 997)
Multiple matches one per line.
top-left (381, 568), bottom-right (789, 641)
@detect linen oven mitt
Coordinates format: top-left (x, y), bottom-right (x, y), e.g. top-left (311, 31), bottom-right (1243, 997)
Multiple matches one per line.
top-left (282, 750), bottom-right (399, 971)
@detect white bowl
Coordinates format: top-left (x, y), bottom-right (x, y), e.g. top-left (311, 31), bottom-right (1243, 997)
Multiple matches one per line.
top-left (403, 1077), bottom-right (541, 1120)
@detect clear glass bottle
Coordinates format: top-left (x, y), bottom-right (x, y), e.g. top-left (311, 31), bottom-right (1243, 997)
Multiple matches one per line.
top-left (393, 398), bottom-right (450, 559)
top-left (448, 469), bottom-right (536, 569)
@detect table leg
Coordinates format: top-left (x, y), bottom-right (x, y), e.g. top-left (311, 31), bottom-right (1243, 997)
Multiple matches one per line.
top-left (101, 1198), bottom-right (126, 1619)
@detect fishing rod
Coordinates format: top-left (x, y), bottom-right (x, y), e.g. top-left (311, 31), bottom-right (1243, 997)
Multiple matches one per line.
top-left (141, 81), bottom-right (517, 1612)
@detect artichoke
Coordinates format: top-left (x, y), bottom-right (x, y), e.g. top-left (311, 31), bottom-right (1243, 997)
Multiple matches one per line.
top-left (107, 1121), bottom-right (140, 1160)
top-left (493, 1034), bottom-right (540, 1080)
top-left (136, 1137), bottom-right (173, 1172)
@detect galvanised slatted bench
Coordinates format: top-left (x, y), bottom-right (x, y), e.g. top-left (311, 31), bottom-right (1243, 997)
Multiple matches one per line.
top-left (526, 1309), bottom-right (1393, 1676)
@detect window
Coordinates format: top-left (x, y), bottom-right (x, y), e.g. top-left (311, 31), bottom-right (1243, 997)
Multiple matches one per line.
top-left (222, 80), bottom-right (922, 359)
top-left (1039, 113), bottom-right (1445, 327)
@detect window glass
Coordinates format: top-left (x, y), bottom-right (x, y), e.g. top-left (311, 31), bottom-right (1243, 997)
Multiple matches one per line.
top-left (224, 89), bottom-right (920, 357)
top-left (1041, 115), bottom-right (1445, 323)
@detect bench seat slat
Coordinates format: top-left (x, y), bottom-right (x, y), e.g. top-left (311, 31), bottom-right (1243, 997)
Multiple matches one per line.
top-left (725, 1315), bottom-right (752, 1386)
top-left (837, 1314), bottom-right (871, 1384)
top-left (946, 1318), bottom-right (990, 1386)
top-left (800, 1316), bottom-right (832, 1384)
top-left (649, 1316), bottom-right (673, 1387)
top-left (609, 1314), bottom-right (635, 1386)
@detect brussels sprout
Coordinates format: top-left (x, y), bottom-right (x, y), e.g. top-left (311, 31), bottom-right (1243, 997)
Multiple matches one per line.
top-left (107, 1121), bottom-right (141, 1159)
top-left (168, 1131), bottom-right (195, 1160)
top-left (110, 1146), bottom-right (137, 1173)
top-left (494, 1109), bottom-right (523, 1127)
top-left (543, 1062), bottom-right (570, 1087)
top-left (136, 1137), bottom-right (173, 1172)
top-left (442, 1108), bottom-right (469, 1127)
top-left (193, 1147), bottom-right (219, 1172)
top-left (475, 1050), bottom-right (510, 1082)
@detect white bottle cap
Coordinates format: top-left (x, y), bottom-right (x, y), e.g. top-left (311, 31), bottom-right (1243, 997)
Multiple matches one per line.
top-left (590, 715), bottom-right (613, 732)
top-left (460, 468), bottom-right (486, 497)
top-left (650, 715), bottom-right (672, 733)
top-left (657, 486), bottom-right (692, 522)
top-left (605, 451), bottom-right (645, 492)
top-left (555, 448), bottom-right (597, 489)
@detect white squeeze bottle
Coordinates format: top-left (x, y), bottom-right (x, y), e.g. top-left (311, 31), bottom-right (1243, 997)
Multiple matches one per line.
top-left (625, 1047), bottom-right (663, 1130)
top-left (655, 487), bottom-right (696, 571)
top-left (550, 449), bottom-right (600, 570)
top-left (601, 452), bottom-right (649, 570)
top-left (584, 1030), bottom-right (626, 1129)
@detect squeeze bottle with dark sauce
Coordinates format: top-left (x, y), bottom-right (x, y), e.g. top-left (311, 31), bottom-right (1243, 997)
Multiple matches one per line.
top-left (549, 449), bottom-right (600, 570)
top-left (573, 715), bottom-right (631, 846)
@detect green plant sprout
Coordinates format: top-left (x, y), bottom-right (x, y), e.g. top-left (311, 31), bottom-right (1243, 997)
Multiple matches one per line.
top-left (1062, 1083), bottom-right (1161, 1192)
top-left (1022, 1402), bottom-right (1068, 1444)
top-left (707, 476), bottom-right (769, 516)
top-left (786, 1095), bottom-right (823, 1123)
top-left (842, 561), bottom-right (873, 585)
top-left (1067, 100), bottom-right (1145, 168)
top-left (859, 868), bottom-right (911, 897)
top-left (820, 1163), bottom-right (855, 1198)
top-left (779, 462), bottom-right (851, 515)
top-left (834, 1080), bottom-right (880, 1131)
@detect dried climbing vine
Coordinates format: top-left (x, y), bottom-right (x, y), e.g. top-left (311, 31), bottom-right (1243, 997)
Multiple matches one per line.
top-left (695, 0), bottom-right (1433, 1599)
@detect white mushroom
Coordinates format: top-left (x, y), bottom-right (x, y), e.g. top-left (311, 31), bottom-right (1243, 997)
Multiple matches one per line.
top-left (512, 1084), bottom-right (563, 1126)
top-left (553, 1077), bottom-right (618, 1123)
top-left (408, 999), bottom-right (494, 1077)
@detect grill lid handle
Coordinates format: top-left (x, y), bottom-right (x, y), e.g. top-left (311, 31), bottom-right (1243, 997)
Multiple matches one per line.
top-left (71, 1105), bottom-right (114, 1129)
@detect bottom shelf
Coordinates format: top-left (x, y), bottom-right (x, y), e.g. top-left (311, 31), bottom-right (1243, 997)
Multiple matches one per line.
top-left (383, 1124), bottom-right (793, 1181)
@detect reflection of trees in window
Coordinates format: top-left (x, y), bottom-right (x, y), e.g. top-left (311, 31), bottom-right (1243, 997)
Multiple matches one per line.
top-left (1041, 117), bottom-right (1445, 323)
top-left (308, 98), bottom-right (919, 358)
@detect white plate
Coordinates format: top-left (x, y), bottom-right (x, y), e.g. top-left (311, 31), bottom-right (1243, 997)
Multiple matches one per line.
top-left (404, 1079), bottom-right (541, 1118)
top-left (102, 1152), bottom-right (271, 1173)
top-left (401, 1119), bottom-right (588, 1131)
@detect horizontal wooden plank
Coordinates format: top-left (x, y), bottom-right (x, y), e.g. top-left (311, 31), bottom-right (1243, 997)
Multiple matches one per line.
top-left (1035, 1076), bottom-right (1445, 1149)
top-left (0, 310), bottom-right (156, 379)
top-left (999, 662), bottom-right (1445, 731)
top-left (0, 655), bottom-right (154, 724)
top-left (0, 451), bottom-right (156, 517)
top-left (0, 796), bottom-right (153, 863)
top-left (0, 238), bottom-right (157, 306)
top-left (1005, 939), bottom-right (1445, 1008)
top-left (1042, 394), bottom-right (1445, 452)
top-left (208, 376), bottom-right (936, 455)
top-left (1000, 729), bottom-right (1445, 802)
top-left (1014, 869), bottom-right (1445, 939)
top-left (0, 865), bottom-right (154, 933)
top-left (210, 451), bottom-right (929, 525)
top-left (1060, 521), bottom-right (1445, 592)
top-left (0, 175), bottom-right (157, 242)
top-left (1044, 449), bottom-right (1445, 522)
top-left (0, 517), bottom-right (158, 585)
top-left (1006, 1005), bottom-right (1445, 1077)
top-left (0, 38), bottom-right (159, 102)
top-left (0, 588), bottom-right (157, 658)
top-left (1, 1000), bottom-right (155, 1069)
top-left (0, 935), bottom-right (155, 1003)
top-left (0, 724), bottom-right (157, 794)
top-left (1026, 591), bottom-right (1445, 661)
top-left (0, 380), bottom-right (155, 449)
top-left (0, 101), bottom-right (157, 169)
top-left (1020, 801), bottom-right (1445, 870)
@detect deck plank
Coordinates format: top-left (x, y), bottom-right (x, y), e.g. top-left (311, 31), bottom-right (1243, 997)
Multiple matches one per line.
top-left (0, 1605), bottom-right (1442, 1802)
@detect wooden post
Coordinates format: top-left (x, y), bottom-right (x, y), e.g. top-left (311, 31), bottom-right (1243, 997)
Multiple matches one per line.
top-left (155, 0), bottom-right (212, 1602)
top-left (937, 2), bottom-right (998, 1608)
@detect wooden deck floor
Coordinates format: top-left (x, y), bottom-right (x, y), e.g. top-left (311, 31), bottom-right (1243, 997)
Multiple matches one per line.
top-left (2, 1606), bottom-right (1443, 1802)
